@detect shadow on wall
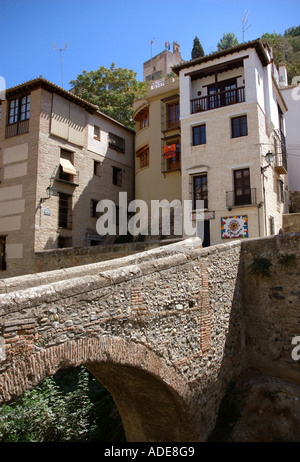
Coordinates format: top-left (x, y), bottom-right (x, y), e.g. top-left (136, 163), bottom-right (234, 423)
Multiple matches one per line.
top-left (209, 232), bottom-right (300, 442)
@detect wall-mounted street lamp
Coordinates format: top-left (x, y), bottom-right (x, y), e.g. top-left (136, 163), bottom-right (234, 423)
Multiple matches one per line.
top-left (39, 184), bottom-right (55, 204)
top-left (261, 151), bottom-right (274, 174)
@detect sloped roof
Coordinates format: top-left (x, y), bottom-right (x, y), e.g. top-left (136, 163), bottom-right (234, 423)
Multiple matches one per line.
top-left (173, 39), bottom-right (270, 74)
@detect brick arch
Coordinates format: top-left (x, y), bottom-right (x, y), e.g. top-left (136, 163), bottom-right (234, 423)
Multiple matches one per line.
top-left (0, 336), bottom-right (203, 442)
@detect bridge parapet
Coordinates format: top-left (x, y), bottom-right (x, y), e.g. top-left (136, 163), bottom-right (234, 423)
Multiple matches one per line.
top-left (0, 233), bottom-right (299, 441)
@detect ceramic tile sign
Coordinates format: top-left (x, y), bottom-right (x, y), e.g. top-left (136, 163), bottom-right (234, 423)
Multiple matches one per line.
top-left (221, 215), bottom-right (248, 239)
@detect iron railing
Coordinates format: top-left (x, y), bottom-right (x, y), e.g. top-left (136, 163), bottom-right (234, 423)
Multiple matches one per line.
top-left (191, 86), bottom-right (245, 114)
top-left (226, 188), bottom-right (257, 209)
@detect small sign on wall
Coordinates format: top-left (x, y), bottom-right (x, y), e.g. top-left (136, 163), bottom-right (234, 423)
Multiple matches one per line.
top-left (221, 215), bottom-right (248, 239)
top-left (44, 207), bottom-right (51, 216)
top-left (191, 210), bottom-right (215, 221)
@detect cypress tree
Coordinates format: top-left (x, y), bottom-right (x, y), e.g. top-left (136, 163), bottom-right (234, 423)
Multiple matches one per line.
top-left (191, 36), bottom-right (205, 59)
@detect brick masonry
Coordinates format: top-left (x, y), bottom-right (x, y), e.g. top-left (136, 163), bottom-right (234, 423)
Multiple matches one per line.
top-left (0, 234), bottom-right (299, 441)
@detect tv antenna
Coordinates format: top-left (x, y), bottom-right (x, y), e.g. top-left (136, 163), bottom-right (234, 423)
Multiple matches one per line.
top-left (242, 10), bottom-right (251, 42)
top-left (150, 37), bottom-right (155, 80)
top-left (53, 42), bottom-right (68, 88)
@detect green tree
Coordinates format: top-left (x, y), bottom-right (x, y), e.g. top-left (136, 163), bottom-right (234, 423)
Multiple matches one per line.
top-left (284, 26), bottom-right (300, 37)
top-left (262, 29), bottom-right (300, 83)
top-left (191, 36), bottom-right (205, 59)
top-left (70, 63), bottom-right (147, 130)
top-left (0, 367), bottom-right (95, 442)
top-left (217, 32), bottom-right (239, 51)
top-left (0, 366), bottom-right (125, 442)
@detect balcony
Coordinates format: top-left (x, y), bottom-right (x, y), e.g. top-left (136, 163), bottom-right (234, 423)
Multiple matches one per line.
top-left (5, 119), bottom-right (29, 138)
top-left (275, 131), bottom-right (288, 175)
top-left (191, 86), bottom-right (245, 114)
top-left (226, 188), bottom-right (257, 210)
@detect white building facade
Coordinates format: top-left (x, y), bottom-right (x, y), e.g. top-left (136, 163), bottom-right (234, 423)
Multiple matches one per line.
top-left (174, 40), bottom-right (289, 246)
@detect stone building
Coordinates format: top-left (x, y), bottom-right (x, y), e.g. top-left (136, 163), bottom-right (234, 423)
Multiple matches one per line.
top-left (133, 74), bottom-right (182, 238)
top-left (279, 67), bottom-right (300, 213)
top-left (0, 77), bottom-right (134, 277)
top-left (143, 41), bottom-right (183, 82)
top-left (173, 39), bottom-right (289, 246)
top-left (134, 39), bottom-right (289, 246)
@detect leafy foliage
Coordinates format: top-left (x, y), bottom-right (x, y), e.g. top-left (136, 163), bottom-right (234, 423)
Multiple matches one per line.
top-left (248, 257), bottom-right (272, 278)
top-left (0, 366), bottom-right (125, 442)
top-left (217, 33), bottom-right (239, 51)
top-left (278, 253), bottom-right (296, 268)
top-left (262, 27), bottom-right (300, 83)
top-left (191, 36), bottom-right (205, 59)
top-left (70, 63), bottom-right (147, 129)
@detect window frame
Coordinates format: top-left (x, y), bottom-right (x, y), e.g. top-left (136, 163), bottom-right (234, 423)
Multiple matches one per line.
top-left (94, 125), bottom-right (100, 141)
top-left (136, 145), bottom-right (149, 170)
top-left (192, 124), bottom-right (206, 146)
top-left (58, 192), bottom-right (72, 229)
top-left (167, 101), bottom-right (180, 129)
top-left (109, 132), bottom-right (125, 153)
top-left (233, 168), bottom-right (251, 206)
top-left (94, 160), bottom-right (101, 176)
top-left (231, 115), bottom-right (248, 138)
top-left (112, 166), bottom-right (122, 186)
top-left (8, 94), bottom-right (31, 125)
top-left (192, 174), bottom-right (208, 210)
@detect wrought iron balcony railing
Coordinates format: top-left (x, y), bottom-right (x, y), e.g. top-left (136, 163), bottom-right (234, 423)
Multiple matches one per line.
top-left (275, 130), bottom-right (288, 174)
top-left (191, 86), bottom-right (245, 114)
top-left (226, 188), bottom-right (257, 209)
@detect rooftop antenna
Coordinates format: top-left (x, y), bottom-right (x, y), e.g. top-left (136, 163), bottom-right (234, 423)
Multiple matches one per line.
top-left (242, 10), bottom-right (251, 42)
top-left (53, 42), bottom-right (68, 88)
top-left (150, 37), bottom-right (155, 81)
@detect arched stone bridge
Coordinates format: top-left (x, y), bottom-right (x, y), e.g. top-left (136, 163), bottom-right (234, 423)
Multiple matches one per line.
top-left (0, 234), bottom-right (299, 442)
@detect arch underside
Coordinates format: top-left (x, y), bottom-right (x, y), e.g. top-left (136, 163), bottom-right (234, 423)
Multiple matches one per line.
top-left (0, 336), bottom-right (203, 442)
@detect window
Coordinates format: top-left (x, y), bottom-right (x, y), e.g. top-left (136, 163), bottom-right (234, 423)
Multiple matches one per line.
top-left (162, 141), bottom-right (180, 172)
top-left (192, 125), bottom-right (206, 146)
top-left (94, 160), bottom-right (101, 176)
top-left (0, 236), bottom-right (6, 271)
top-left (59, 149), bottom-right (76, 183)
top-left (277, 179), bottom-right (284, 203)
top-left (234, 168), bottom-right (251, 206)
top-left (193, 175), bottom-right (208, 209)
top-left (231, 115), bottom-right (248, 138)
top-left (167, 101), bottom-right (179, 129)
top-left (109, 133), bottom-right (125, 153)
top-left (91, 199), bottom-right (102, 218)
top-left (94, 125), bottom-right (100, 140)
top-left (6, 94), bottom-right (30, 137)
top-left (136, 108), bottom-right (149, 130)
top-left (269, 216), bottom-right (275, 235)
top-left (8, 95), bottom-right (30, 124)
top-left (58, 193), bottom-right (72, 229)
top-left (208, 78), bottom-right (237, 109)
top-left (136, 145), bottom-right (149, 170)
top-left (112, 167), bottom-right (122, 186)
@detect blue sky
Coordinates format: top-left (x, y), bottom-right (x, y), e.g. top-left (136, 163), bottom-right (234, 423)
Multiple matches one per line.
top-left (1, 0), bottom-right (300, 91)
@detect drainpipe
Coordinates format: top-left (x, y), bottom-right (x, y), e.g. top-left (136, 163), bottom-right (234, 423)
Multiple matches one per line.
top-left (257, 201), bottom-right (263, 237)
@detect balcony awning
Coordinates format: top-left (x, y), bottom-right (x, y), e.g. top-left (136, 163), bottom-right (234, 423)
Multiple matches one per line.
top-left (185, 56), bottom-right (247, 81)
top-left (60, 158), bottom-right (76, 175)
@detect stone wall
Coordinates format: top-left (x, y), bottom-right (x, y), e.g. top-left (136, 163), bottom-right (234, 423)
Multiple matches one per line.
top-left (241, 232), bottom-right (300, 384)
top-left (33, 239), bottom-right (179, 275)
top-left (289, 191), bottom-right (300, 213)
top-left (0, 233), bottom-right (299, 441)
top-left (0, 237), bottom-right (244, 441)
top-left (282, 213), bottom-right (300, 233)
